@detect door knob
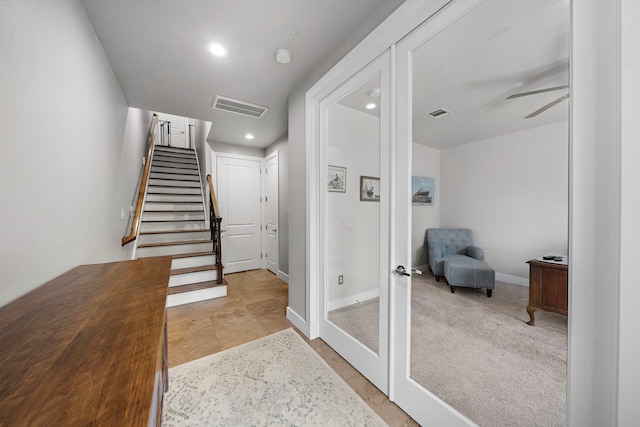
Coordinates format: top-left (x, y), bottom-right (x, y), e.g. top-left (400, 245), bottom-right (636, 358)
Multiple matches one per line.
top-left (395, 265), bottom-right (410, 277)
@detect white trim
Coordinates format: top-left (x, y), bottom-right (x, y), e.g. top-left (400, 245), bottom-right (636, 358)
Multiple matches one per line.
top-left (263, 150), bottom-right (279, 274)
top-left (278, 271), bottom-right (289, 283)
top-left (495, 273), bottom-right (528, 287)
top-left (327, 289), bottom-right (381, 312)
top-left (286, 306), bottom-right (309, 337)
top-left (166, 286), bottom-right (227, 308)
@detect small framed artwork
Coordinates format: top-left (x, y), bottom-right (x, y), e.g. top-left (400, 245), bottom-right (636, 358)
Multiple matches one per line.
top-left (327, 165), bottom-right (346, 193)
top-left (360, 176), bottom-right (380, 202)
top-left (412, 176), bottom-right (434, 205)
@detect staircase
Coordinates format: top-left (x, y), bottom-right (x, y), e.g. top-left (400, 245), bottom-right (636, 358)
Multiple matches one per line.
top-left (136, 145), bottom-right (226, 307)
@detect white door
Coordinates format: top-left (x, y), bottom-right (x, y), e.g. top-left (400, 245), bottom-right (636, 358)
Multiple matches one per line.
top-left (264, 151), bottom-right (279, 274)
top-left (317, 51), bottom-right (391, 393)
top-left (169, 124), bottom-right (186, 148)
top-left (215, 155), bottom-right (262, 274)
top-left (391, 1), bottom-right (570, 426)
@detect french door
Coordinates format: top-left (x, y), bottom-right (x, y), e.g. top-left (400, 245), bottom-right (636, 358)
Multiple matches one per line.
top-left (317, 50), bottom-right (392, 393)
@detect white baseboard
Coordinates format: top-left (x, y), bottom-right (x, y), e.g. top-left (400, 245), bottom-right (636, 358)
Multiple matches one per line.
top-left (286, 306), bottom-right (309, 337)
top-left (278, 271), bottom-right (289, 283)
top-left (328, 289), bottom-right (380, 311)
top-left (496, 273), bottom-right (528, 287)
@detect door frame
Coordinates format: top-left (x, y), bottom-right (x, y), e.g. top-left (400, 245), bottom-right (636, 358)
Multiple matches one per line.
top-left (263, 150), bottom-right (279, 274)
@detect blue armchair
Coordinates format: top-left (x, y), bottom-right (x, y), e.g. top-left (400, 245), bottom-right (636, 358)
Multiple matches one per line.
top-left (426, 228), bottom-right (495, 297)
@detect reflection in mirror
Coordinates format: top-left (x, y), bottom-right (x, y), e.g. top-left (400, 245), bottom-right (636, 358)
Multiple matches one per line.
top-left (409, 1), bottom-right (569, 426)
top-left (326, 75), bottom-right (381, 354)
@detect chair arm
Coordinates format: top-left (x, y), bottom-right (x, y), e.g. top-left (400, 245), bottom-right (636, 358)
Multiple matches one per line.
top-left (466, 245), bottom-right (485, 261)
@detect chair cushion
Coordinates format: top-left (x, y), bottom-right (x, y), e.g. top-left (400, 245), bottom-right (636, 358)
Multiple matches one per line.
top-left (443, 255), bottom-right (495, 290)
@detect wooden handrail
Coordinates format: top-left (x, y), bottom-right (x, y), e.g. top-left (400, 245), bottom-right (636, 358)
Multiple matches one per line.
top-left (206, 174), bottom-right (220, 217)
top-left (122, 114), bottom-right (159, 246)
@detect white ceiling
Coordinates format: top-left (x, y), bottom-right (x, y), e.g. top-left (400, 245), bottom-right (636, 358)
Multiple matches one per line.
top-left (81, 0), bottom-right (392, 148)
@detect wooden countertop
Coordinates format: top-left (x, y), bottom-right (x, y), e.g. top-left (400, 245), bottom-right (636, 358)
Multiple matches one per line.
top-left (0, 257), bottom-right (172, 426)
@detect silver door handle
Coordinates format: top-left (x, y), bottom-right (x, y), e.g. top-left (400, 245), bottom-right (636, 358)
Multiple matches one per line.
top-left (395, 265), bottom-right (410, 277)
top-left (273, 229), bottom-right (277, 232)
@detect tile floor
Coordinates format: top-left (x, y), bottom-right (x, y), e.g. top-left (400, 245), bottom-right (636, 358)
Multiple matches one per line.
top-left (167, 269), bottom-right (419, 427)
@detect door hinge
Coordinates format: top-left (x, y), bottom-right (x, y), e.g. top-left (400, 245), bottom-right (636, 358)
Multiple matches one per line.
top-left (260, 197), bottom-right (262, 203)
top-left (265, 196), bottom-right (268, 202)
top-left (261, 253), bottom-right (263, 259)
top-left (265, 168), bottom-right (268, 174)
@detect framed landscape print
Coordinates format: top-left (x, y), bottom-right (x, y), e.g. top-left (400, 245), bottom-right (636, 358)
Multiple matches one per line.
top-left (328, 165), bottom-right (346, 192)
top-left (412, 176), bottom-right (434, 205)
top-left (360, 176), bottom-right (380, 201)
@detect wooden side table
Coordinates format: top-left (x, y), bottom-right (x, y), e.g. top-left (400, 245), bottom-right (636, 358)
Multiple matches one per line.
top-left (526, 259), bottom-right (568, 326)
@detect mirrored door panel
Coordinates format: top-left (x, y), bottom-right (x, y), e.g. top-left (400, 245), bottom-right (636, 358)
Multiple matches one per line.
top-left (402, 0), bottom-right (570, 425)
top-left (319, 51), bottom-right (391, 393)
top-left (326, 74), bottom-right (382, 355)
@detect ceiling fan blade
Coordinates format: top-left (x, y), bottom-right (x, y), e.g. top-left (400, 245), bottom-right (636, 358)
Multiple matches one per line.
top-left (525, 93), bottom-right (570, 118)
top-left (507, 85), bottom-right (569, 99)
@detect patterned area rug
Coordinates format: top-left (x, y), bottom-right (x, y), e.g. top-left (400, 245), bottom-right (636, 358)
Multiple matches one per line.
top-left (162, 328), bottom-right (387, 426)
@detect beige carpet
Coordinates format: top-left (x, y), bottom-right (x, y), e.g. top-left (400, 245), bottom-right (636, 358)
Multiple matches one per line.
top-left (162, 328), bottom-right (388, 427)
top-left (329, 274), bottom-right (567, 427)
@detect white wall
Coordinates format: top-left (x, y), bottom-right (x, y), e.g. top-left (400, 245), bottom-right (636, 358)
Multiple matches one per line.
top-left (266, 136), bottom-right (290, 277)
top-left (0, 0), bottom-right (140, 306)
top-left (288, 0), bottom-right (406, 321)
top-left (411, 143), bottom-right (440, 270)
top-left (439, 122), bottom-right (569, 280)
top-left (118, 107), bottom-right (155, 260)
top-left (327, 104), bottom-right (380, 307)
top-left (210, 141), bottom-right (265, 158)
top-left (618, 0), bottom-right (640, 423)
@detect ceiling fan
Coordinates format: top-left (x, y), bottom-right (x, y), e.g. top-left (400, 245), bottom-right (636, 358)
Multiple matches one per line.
top-left (507, 85), bottom-right (569, 118)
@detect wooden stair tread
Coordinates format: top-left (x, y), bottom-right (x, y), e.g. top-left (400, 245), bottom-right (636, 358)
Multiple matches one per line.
top-left (141, 219), bottom-right (205, 223)
top-left (138, 239), bottom-right (212, 248)
top-left (149, 163), bottom-right (198, 170)
top-left (171, 251), bottom-right (215, 259)
top-left (155, 146), bottom-right (195, 152)
top-left (150, 169), bottom-right (199, 176)
top-left (149, 175), bottom-right (200, 181)
top-left (152, 157), bottom-right (196, 163)
top-left (140, 229), bottom-right (207, 235)
top-left (168, 280), bottom-right (226, 295)
top-left (171, 264), bottom-right (218, 276)
top-left (144, 209), bottom-right (203, 213)
top-left (145, 201), bottom-right (203, 204)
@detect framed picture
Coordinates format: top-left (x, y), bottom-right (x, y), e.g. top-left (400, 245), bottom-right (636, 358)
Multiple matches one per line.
top-left (327, 165), bottom-right (346, 192)
top-left (412, 176), bottom-right (434, 205)
top-left (360, 176), bottom-right (380, 201)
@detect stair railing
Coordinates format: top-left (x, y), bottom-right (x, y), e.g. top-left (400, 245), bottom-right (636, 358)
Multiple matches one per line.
top-left (207, 174), bottom-right (224, 284)
top-left (122, 114), bottom-right (159, 246)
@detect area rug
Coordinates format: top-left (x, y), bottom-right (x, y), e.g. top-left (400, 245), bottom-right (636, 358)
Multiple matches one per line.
top-left (162, 328), bottom-right (387, 426)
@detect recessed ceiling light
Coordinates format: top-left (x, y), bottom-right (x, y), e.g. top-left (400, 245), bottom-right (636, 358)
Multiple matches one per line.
top-left (245, 133), bottom-right (255, 140)
top-left (369, 88), bottom-right (381, 98)
top-left (366, 103), bottom-right (377, 110)
top-left (209, 43), bottom-right (229, 58)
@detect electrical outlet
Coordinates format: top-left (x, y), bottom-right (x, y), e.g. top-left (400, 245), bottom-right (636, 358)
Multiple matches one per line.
top-left (338, 275), bottom-right (344, 285)
top-left (120, 208), bottom-right (125, 220)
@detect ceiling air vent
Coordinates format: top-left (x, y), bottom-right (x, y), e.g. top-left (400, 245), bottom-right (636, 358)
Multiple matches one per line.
top-left (427, 108), bottom-right (451, 119)
top-left (212, 95), bottom-right (268, 119)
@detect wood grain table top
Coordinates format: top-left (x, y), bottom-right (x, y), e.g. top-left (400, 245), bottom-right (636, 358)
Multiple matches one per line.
top-left (0, 257), bottom-right (171, 426)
